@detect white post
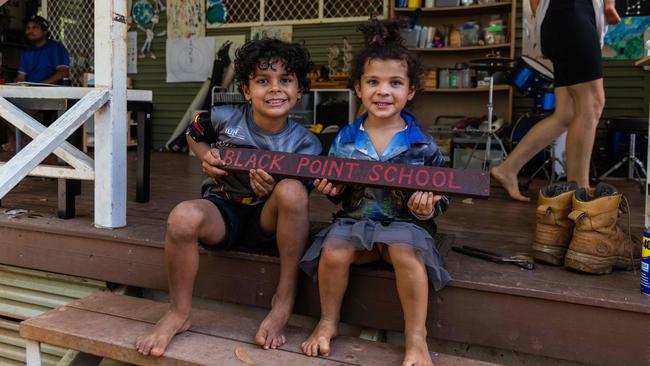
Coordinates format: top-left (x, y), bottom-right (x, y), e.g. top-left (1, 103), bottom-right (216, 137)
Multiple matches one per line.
top-left (25, 340), bottom-right (42, 366)
top-left (94, 0), bottom-right (128, 228)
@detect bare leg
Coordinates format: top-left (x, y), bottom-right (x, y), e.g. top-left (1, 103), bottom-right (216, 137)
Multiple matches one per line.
top-left (491, 87), bottom-right (574, 201)
top-left (565, 79), bottom-right (605, 188)
top-left (135, 199), bottom-right (226, 357)
top-left (302, 247), bottom-right (379, 357)
top-left (255, 179), bottom-right (310, 349)
top-left (382, 246), bottom-right (433, 366)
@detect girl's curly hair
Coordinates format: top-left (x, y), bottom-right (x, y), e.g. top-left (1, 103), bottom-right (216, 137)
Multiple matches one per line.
top-left (350, 19), bottom-right (423, 93)
top-left (234, 38), bottom-right (314, 94)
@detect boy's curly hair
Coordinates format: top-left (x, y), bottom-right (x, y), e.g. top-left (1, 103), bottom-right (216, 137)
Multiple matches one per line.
top-left (234, 38), bottom-right (314, 94)
top-left (350, 19), bottom-right (423, 93)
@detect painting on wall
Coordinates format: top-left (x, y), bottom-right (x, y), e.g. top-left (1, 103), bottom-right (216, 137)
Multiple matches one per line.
top-left (251, 25), bottom-right (292, 42)
top-left (602, 16), bottom-right (650, 59)
top-left (206, 0), bottom-right (228, 28)
top-left (127, 31), bottom-right (138, 74)
top-left (166, 36), bottom-right (215, 82)
top-left (167, 0), bottom-right (205, 39)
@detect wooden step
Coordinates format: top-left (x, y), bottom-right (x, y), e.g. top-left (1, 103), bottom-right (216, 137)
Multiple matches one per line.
top-left (20, 292), bottom-right (496, 366)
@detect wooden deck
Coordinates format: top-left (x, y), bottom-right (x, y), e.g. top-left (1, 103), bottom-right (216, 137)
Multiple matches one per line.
top-left (1, 152), bottom-right (648, 366)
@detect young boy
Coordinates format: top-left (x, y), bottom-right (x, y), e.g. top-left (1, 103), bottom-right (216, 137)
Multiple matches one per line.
top-left (135, 38), bottom-right (321, 356)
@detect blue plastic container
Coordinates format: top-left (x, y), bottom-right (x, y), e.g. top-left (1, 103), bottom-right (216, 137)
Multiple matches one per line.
top-left (642, 229), bottom-right (650, 295)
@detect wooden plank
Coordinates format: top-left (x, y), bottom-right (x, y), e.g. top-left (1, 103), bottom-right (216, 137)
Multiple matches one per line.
top-left (34, 293), bottom-right (495, 366)
top-left (25, 340), bottom-right (41, 366)
top-left (20, 307), bottom-right (354, 366)
top-left (65, 293), bottom-right (491, 366)
top-left (217, 148), bottom-right (490, 198)
top-left (0, 90), bottom-right (108, 198)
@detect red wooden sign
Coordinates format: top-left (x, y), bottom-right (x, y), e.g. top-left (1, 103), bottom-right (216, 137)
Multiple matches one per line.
top-left (217, 148), bottom-right (490, 199)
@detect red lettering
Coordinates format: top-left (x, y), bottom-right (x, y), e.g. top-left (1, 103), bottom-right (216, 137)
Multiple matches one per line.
top-left (309, 160), bottom-right (323, 175)
top-left (398, 167), bottom-right (414, 185)
top-left (243, 153), bottom-right (257, 169)
top-left (345, 162), bottom-right (360, 179)
top-left (223, 149), bottom-right (235, 165)
top-left (321, 159), bottom-right (329, 176)
top-left (415, 169), bottom-right (429, 186)
top-left (448, 171), bottom-right (462, 189)
top-left (233, 151), bottom-right (244, 167)
top-left (296, 157), bottom-right (310, 173)
top-left (258, 153), bottom-right (271, 169)
top-left (327, 159), bottom-right (344, 178)
top-left (368, 164), bottom-right (382, 182)
top-left (432, 171), bottom-right (446, 188)
top-left (384, 166), bottom-right (397, 183)
top-left (269, 154), bottom-right (285, 171)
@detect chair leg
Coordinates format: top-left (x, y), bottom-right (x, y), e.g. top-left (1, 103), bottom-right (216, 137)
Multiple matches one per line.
top-left (25, 340), bottom-right (42, 366)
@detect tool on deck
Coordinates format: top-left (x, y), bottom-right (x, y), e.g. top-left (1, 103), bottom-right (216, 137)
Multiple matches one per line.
top-left (452, 245), bottom-right (535, 270)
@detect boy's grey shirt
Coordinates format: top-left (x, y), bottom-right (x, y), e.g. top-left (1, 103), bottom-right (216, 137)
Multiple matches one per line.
top-left (198, 103), bottom-right (322, 205)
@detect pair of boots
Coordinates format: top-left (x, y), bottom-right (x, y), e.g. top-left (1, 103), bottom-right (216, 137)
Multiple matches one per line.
top-left (531, 182), bottom-right (641, 274)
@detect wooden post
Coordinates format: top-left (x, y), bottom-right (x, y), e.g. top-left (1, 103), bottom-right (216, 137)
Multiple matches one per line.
top-left (94, 0), bottom-right (128, 228)
top-left (25, 340), bottom-right (42, 366)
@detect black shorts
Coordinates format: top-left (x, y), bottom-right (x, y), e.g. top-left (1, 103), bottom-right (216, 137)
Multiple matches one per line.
top-left (201, 196), bottom-right (276, 251)
top-left (541, 0), bottom-right (602, 87)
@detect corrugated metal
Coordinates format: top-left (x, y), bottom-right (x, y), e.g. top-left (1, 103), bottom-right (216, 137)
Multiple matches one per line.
top-left (0, 265), bottom-right (109, 366)
top-left (130, 11), bottom-right (365, 148)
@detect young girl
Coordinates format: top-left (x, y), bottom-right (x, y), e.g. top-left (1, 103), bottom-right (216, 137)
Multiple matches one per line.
top-left (300, 20), bottom-right (450, 366)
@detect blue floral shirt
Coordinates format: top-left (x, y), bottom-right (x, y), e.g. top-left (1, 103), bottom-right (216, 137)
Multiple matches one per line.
top-left (329, 110), bottom-right (449, 222)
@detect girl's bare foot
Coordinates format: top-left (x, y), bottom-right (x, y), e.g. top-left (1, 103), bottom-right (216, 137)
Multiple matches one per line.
top-left (402, 335), bottom-right (433, 366)
top-left (255, 294), bottom-right (292, 350)
top-left (135, 309), bottom-right (191, 357)
top-left (490, 164), bottom-right (531, 202)
top-left (604, 5), bottom-right (621, 25)
top-left (301, 319), bottom-right (339, 357)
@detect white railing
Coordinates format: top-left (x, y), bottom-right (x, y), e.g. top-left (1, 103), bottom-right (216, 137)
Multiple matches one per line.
top-left (0, 1), bottom-right (141, 228)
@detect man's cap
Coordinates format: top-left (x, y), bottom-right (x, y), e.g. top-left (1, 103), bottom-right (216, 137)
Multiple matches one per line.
top-left (24, 15), bottom-right (50, 30)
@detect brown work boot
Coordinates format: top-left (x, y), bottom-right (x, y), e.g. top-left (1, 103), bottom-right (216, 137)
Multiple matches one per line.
top-left (531, 182), bottom-right (578, 265)
top-left (564, 183), bottom-right (642, 274)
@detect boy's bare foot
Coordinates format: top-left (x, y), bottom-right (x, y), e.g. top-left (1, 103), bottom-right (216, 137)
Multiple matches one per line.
top-left (301, 319), bottom-right (339, 357)
top-left (490, 165), bottom-right (530, 202)
top-left (135, 309), bottom-right (191, 357)
top-left (255, 294), bottom-right (292, 350)
top-left (604, 5), bottom-right (621, 25)
top-left (402, 336), bottom-right (433, 366)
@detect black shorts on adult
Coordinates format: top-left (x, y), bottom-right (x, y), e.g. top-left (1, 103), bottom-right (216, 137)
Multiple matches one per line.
top-left (201, 196), bottom-right (276, 250)
top-left (541, 0), bottom-right (602, 87)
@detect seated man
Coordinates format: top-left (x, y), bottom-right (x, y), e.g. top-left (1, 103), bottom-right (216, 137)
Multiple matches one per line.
top-left (2, 15), bottom-right (71, 152)
top-left (16, 15), bottom-right (70, 84)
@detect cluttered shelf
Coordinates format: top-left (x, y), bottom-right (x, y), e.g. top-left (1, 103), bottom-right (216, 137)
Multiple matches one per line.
top-left (411, 43), bottom-right (511, 52)
top-left (395, 2), bottom-right (512, 15)
top-left (423, 85), bottom-right (510, 93)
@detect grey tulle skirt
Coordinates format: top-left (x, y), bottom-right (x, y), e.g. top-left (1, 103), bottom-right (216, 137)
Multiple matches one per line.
top-left (300, 217), bottom-right (451, 291)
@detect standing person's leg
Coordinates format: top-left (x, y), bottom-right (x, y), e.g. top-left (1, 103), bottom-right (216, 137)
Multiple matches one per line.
top-left (255, 179), bottom-right (310, 349)
top-left (382, 245), bottom-right (433, 366)
top-left (135, 199), bottom-right (226, 356)
top-left (491, 87), bottom-right (574, 201)
top-left (302, 247), bottom-right (379, 357)
top-left (565, 78), bottom-right (605, 187)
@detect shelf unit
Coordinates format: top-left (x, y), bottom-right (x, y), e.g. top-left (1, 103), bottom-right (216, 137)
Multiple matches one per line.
top-left (391, 1), bottom-right (517, 127)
